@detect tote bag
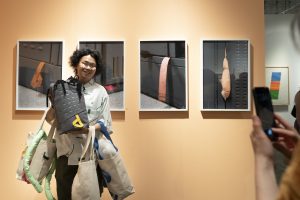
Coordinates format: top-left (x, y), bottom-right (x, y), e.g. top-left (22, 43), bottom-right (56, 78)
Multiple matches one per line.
top-left (95, 122), bottom-right (135, 200)
top-left (29, 122), bottom-right (56, 182)
top-left (72, 126), bottom-right (100, 200)
top-left (22, 108), bottom-right (56, 193)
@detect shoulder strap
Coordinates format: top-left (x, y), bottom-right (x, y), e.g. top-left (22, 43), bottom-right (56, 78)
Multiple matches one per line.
top-left (37, 107), bottom-right (51, 132)
top-left (46, 83), bottom-right (55, 108)
top-left (46, 120), bottom-right (56, 143)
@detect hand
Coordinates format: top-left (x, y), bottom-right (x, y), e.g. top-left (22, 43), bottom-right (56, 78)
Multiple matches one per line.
top-left (251, 116), bottom-right (279, 200)
top-left (272, 113), bottom-right (299, 158)
top-left (97, 120), bottom-right (108, 134)
top-left (250, 116), bottom-right (274, 161)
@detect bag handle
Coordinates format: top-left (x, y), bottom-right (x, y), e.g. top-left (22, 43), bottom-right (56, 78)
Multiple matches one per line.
top-left (37, 107), bottom-right (51, 132)
top-left (80, 126), bottom-right (95, 161)
top-left (46, 120), bottom-right (56, 143)
top-left (94, 121), bottom-right (118, 161)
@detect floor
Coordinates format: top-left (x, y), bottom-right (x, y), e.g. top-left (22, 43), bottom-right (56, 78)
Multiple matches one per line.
top-left (17, 85), bottom-right (124, 110)
top-left (140, 93), bottom-right (177, 110)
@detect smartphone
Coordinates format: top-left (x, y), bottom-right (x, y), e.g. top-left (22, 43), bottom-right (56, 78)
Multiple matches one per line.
top-left (252, 87), bottom-right (278, 141)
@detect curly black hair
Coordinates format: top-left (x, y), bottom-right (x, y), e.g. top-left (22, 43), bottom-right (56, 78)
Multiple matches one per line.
top-left (69, 48), bottom-right (103, 75)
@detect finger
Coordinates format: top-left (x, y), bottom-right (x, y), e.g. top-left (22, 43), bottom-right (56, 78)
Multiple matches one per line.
top-left (273, 113), bottom-right (294, 130)
top-left (252, 115), bottom-right (266, 138)
top-left (252, 116), bottom-right (261, 131)
top-left (272, 127), bottom-right (295, 138)
top-left (274, 118), bottom-right (284, 129)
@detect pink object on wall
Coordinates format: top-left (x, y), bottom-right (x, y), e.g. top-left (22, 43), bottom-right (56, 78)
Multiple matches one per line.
top-left (158, 57), bottom-right (170, 102)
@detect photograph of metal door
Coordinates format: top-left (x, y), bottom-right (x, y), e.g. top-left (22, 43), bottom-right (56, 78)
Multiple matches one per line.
top-left (16, 41), bottom-right (63, 110)
top-left (140, 40), bottom-right (187, 111)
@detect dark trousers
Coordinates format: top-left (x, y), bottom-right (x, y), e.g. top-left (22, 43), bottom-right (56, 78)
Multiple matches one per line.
top-left (55, 156), bottom-right (103, 200)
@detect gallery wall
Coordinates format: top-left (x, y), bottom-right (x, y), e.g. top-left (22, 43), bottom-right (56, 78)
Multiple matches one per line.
top-left (265, 14), bottom-right (300, 125)
top-left (0, 0), bottom-right (264, 199)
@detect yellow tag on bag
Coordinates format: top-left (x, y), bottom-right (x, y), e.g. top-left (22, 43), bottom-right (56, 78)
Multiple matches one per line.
top-left (72, 114), bottom-right (84, 128)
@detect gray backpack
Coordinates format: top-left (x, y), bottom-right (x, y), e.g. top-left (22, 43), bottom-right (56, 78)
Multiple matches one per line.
top-left (47, 77), bottom-right (89, 134)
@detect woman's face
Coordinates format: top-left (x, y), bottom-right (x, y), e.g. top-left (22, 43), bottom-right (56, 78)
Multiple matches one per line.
top-left (76, 55), bottom-right (97, 84)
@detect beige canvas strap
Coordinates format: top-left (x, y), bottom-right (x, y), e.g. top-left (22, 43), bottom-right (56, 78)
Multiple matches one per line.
top-left (80, 126), bottom-right (95, 161)
top-left (158, 57), bottom-right (170, 102)
top-left (31, 61), bottom-right (45, 89)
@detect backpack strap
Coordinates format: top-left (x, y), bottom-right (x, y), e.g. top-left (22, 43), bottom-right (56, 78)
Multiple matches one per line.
top-left (68, 76), bottom-right (83, 99)
top-left (46, 83), bottom-right (55, 108)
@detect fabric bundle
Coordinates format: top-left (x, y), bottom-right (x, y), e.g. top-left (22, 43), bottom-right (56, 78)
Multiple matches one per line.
top-left (220, 48), bottom-right (231, 101)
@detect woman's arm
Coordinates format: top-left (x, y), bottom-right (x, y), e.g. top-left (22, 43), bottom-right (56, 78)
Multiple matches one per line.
top-left (98, 91), bottom-right (113, 133)
top-left (251, 116), bottom-right (278, 200)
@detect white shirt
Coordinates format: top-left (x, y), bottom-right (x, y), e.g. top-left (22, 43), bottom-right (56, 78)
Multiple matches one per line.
top-left (55, 79), bottom-right (113, 165)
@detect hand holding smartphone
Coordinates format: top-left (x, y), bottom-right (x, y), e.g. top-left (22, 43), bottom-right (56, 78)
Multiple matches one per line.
top-left (252, 87), bottom-right (278, 141)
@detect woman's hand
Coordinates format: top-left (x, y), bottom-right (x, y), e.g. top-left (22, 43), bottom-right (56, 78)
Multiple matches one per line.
top-left (250, 116), bottom-right (274, 161)
top-left (251, 116), bottom-right (278, 200)
top-left (272, 113), bottom-right (299, 158)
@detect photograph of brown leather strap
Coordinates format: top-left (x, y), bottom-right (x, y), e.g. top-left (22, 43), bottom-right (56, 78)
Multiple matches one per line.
top-left (140, 41), bottom-right (187, 110)
top-left (31, 61), bottom-right (46, 89)
top-left (158, 57), bottom-right (170, 102)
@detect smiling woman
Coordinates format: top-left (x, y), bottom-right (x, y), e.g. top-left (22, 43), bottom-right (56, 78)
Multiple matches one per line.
top-left (69, 48), bottom-right (103, 79)
top-left (77, 55), bottom-right (97, 84)
top-left (45, 48), bottom-right (114, 199)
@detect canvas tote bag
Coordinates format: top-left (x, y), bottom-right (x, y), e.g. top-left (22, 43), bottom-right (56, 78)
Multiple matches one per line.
top-left (96, 122), bottom-right (135, 200)
top-left (21, 108), bottom-right (56, 193)
top-left (72, 126), bottom-right (100, 200)
top-left (29, 120), bottom-right (56, 182)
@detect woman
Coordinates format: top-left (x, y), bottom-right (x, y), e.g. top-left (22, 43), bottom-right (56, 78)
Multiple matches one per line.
top-left (47, 48), bottom-right (113, 200)
top-left (251, 114), bottom-right (299, 200)
top-left (294, 91), bottom-right (300, 132)
top-left (251, 11), bottom-right (300, 200)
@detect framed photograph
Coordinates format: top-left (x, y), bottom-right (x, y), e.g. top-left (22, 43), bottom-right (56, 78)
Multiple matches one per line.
top-left (265, 66), bottom-right (289, 105)
top-left (16, 40), bottom-right (63, 110)
top-left (79, 41), bottom-right (124, 111)
top-left (139, 40), bottom-right (188, 111)
top-left (201, 39), bottom-right (250, 111)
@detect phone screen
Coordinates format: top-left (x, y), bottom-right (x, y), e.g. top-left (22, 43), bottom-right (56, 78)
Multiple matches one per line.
top-left (252, 87), bottom-right (277, 141)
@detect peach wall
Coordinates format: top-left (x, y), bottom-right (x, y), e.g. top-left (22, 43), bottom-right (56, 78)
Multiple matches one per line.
top-left (0, 0), bottom-right (264, 199)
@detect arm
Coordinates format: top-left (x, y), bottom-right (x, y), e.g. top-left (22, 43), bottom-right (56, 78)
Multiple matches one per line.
top-left (98, 91), bottom-right (113, 133)
top-left (250, 116), bottom-right (278, 200)
top-left (254, 155), bottom-right (278, 200)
